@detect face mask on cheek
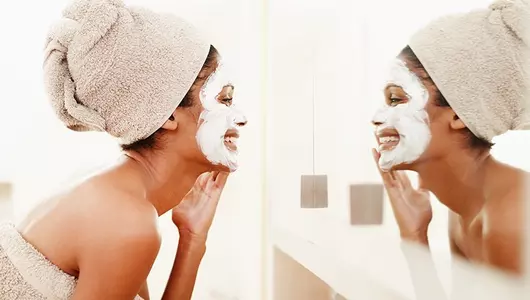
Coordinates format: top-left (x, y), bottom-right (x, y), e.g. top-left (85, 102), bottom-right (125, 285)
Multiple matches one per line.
top-left (373, 59), bottom-right (432, 172)
top-left (196, 62), bottom-right (246, 171)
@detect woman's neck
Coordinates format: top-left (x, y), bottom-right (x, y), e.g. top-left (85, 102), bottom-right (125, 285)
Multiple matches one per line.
top-left (121, 151), bottom-right (209, 216)
top-left (415, 149), bottom-right (494, 223)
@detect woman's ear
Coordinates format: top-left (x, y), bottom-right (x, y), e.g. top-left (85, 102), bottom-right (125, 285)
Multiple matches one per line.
top-left (449, 111), bottom-right (466, 130)
top-left (161, 112), bottom-right (178, 131)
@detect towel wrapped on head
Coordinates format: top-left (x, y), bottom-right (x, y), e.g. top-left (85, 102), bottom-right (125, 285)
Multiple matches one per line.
top-left (408, 0), bottom-right (530, 142)
top-left (43, 0), bottom-right (211, 145)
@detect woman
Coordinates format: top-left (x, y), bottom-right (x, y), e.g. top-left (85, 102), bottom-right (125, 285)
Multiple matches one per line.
top-left (372, 0), bottom-right (529, 274)
top-left (0, 0), bottom-right (247, 299)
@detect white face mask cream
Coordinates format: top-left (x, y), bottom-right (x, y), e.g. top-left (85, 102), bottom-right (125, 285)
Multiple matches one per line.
top-left (196, 61), bottom-right (247, 172)
top-left (372, 59), bottom-right (431, 171)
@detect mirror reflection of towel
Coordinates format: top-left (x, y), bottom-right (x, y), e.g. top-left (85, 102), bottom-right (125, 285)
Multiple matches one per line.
top-left (409, 0), bottom-right (530, 142)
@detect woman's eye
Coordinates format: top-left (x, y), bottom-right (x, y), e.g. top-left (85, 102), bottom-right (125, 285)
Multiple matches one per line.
top-left (388, 95), bottom-right (404, 106)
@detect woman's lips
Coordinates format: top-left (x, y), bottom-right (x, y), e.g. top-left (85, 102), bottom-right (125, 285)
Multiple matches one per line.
top-left (376, 128), bottom-right (400, 151)
top-left (224, 129), bottom-right (239, 152)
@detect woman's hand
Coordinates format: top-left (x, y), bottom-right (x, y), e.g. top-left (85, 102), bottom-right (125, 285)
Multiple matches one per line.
top-left (172, 172), bottom-right (229, 242)
top-left (372, 149), bottom-right (432, 244)
top-left (163, 172), bottom-right (228, 300)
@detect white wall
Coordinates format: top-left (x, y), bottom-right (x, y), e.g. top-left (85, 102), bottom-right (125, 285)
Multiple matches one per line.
top-left (0, 1), bottom-right (265, 299)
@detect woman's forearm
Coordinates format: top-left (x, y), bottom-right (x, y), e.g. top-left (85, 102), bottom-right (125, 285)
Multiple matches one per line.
top-left (400, 230), bottom-right (430, 246)
top-left (162, 234), bottom-right (207, 300)
top-left (400, 240), bottom-right (447, 300)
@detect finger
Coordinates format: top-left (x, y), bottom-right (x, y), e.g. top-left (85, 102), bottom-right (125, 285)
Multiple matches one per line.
top-left (205, 171), bottom-right (227, 192)
top-left (214, 172), bottom-right (229, 188)
top-left (371, 148), bottom-right (380, 165)
top-left (418, 175), bottom-right (427, 190)
top-left (372, 148), bottom-right (397, 188)
top-left (203, 175), bottom-right (226, 209)
top-left (198, 172), bottom-right (211, 183)
top-left (395, 171), bottom-right (412, 189)
top-left (205, 173), bottom-right (216, 190)
top-left (389, 170), bottom-right (397, 181)
top-left (207, 174), bottom-right (229, 202)
top-left (211, 171), bottom-right (220, 181)
top-left (197, 172), bottom-right (212, 189)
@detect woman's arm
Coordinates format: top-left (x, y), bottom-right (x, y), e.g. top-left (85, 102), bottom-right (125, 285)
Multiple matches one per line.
top-left (162, 234), bottom-right (207, 300)
top-left (400, 237), bottom-right (448, 300)
top-left (163, 172), bottom-right (229, 300)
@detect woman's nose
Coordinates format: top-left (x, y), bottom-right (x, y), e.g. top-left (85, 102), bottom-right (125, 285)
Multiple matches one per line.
top-left (235, 115), bottom-right (248, 127)
top-left (372, 108), bottom-right (388, 126)
top-left (372, 111), bottom-right (387, 126)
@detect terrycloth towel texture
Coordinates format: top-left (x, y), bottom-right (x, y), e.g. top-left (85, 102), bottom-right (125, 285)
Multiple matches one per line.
top-left (0, 223), bottom-right (76, 299)
top-left (0, 223), bottom-right (144, 299)
top-left (44, 0), bottom-right (211, 145)
top-left (409, 0), bottom-right (530, 142)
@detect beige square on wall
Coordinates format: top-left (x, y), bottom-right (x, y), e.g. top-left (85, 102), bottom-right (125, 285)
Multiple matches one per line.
top-left (0, 182), bottom-right (12, 202)
top-left (349, 183), bottom-right (384, 225)
top-left (300, 175), bottom-right (328, 209)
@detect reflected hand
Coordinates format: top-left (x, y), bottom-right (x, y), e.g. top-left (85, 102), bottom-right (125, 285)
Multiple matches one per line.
top-left (372, 149), bottom-right (432, 243)
top-left (172, 172), bottom-right (229, 242)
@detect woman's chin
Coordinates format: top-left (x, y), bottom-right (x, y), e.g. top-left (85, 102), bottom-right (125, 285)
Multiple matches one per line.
top-left (379, 158), bottom-right (414, 172)
top-left (389, 162), bottom-right (415, 172)
top-left (211, 163), bottom-right (236, 173)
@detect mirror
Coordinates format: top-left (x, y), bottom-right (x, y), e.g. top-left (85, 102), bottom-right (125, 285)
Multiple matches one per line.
top-left (268, 0), bottom-right (530, 299)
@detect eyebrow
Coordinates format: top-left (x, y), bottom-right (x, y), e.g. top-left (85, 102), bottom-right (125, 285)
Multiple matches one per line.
top-left (383, 83), bottom-right (400, 92)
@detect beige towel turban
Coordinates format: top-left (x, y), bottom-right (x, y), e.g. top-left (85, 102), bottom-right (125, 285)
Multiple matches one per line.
top-left (409, 0), bottom-right (530, 142)
top-left (44, 0), bottom-right (211, 145)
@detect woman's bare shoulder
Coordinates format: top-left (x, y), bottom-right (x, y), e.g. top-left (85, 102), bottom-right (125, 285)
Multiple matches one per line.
top-left (58, 174), bottom-right (162, 254)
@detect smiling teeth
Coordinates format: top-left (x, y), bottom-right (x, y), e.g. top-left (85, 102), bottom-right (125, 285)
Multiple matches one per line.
top-left (224, 137), bottom-right (238, 144)
top-left (379, 136), bottom-right (399, 143)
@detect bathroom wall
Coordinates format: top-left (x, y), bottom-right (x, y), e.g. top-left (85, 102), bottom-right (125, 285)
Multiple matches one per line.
top-left (0, 0), bottom-right (265, 299)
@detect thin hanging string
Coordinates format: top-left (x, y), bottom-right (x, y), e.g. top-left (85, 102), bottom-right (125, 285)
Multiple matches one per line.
top-left (311, 44), bottom-right (317, 206)
top-left (312, 45), bottom-right (316, 177)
